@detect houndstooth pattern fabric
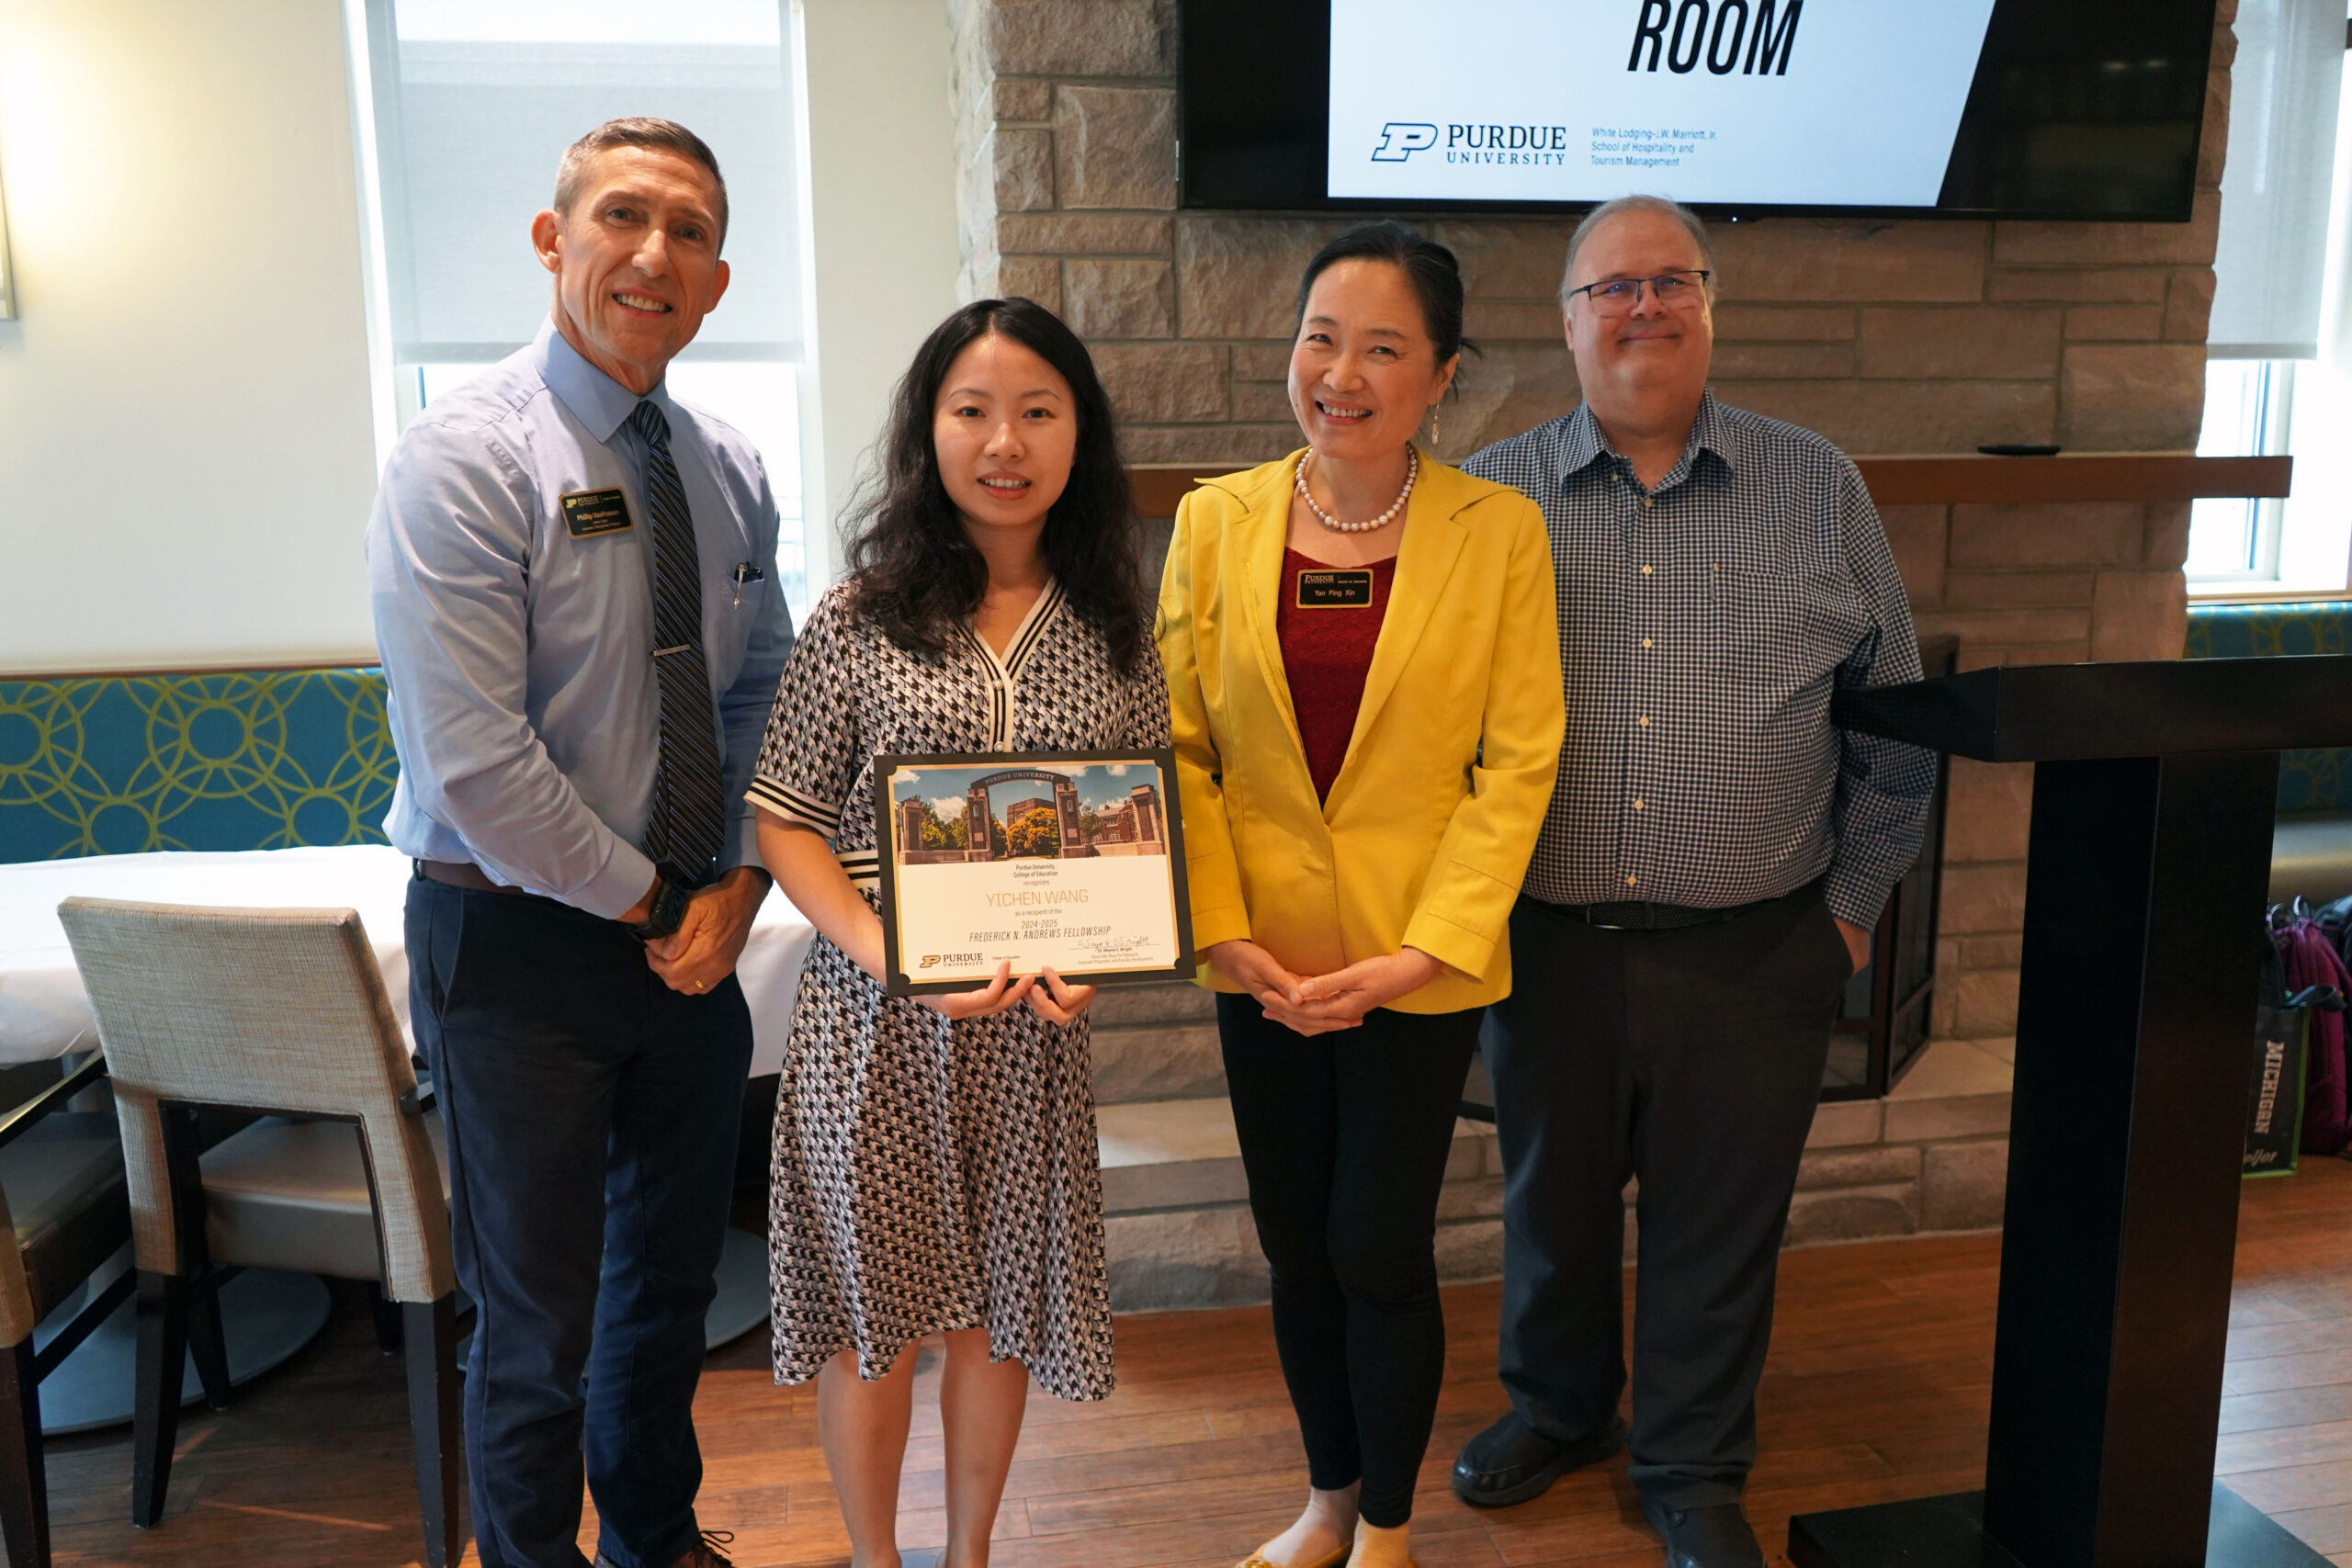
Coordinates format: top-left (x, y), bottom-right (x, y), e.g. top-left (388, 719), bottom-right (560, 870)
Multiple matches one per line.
top-left (1461, 393), bottom-right (1935, 928)
top-left (746, 581), bottom-right (1171, 1401)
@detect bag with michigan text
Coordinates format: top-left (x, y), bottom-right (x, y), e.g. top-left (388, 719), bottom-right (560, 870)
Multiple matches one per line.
top-left (2246, 936), bottom-right (2312, 1175)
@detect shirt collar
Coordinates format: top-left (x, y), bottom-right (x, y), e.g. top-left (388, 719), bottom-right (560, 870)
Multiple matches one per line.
top-left (1554, 389), bottom-right (1738, 490)
top-left (532, 317), bottom-right (674, 445)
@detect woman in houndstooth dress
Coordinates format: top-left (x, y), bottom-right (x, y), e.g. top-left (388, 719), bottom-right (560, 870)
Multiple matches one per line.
top-left (749, 297), bottom-right (1168, 1568)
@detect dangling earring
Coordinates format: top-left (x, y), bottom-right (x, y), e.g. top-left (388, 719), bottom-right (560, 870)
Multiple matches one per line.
top-left (1428, 403), bottom-right (1442, 449)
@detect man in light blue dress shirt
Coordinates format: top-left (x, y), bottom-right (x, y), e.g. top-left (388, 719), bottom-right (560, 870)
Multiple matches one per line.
top-left (367, 118), bottom-right (792, 1568)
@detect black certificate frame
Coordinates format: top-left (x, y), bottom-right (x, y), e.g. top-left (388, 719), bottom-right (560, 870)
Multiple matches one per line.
top-left (872, 748), bottom-right (1196, 998)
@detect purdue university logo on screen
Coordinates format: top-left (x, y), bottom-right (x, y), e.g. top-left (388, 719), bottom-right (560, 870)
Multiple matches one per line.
top-left (1371, 123), bottom-right (1439, 161)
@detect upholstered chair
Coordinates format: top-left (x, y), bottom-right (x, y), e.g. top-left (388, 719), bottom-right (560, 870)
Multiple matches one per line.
top-left (0, 1055), bottom-right (138, 1568)
top-left (57, 898), bottom-right (462, 1568)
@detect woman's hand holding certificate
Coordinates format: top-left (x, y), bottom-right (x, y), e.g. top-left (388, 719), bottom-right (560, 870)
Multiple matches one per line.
top-left (755, 817), bottom-right (1062, 1021)
top-left (918, 958), bottom-right (1035, 1021)
top-left (905, 960), bottom-right (1094, 1023)
top-left (1025, 967), bottom-right (1098, 1025)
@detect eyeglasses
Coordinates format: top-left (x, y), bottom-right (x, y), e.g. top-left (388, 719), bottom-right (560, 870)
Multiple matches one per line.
top-left (1566, 270), bottom-right (1713, 315)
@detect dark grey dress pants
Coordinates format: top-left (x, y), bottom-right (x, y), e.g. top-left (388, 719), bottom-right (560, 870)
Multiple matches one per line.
top-left (1483, 886), bottom-right (1849, 1509)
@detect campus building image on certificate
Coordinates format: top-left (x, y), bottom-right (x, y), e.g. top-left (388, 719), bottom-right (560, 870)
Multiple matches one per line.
top-left (891, 761), bottom-right (1169, 867)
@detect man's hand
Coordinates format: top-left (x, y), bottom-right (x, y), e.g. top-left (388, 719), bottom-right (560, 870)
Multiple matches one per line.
top-left (645, 866), bottom-right (770, 996)
top-left (1288, 948), bottom-right (1444, 1032)
top-left (1834, 918), bottom-right (1871, 977)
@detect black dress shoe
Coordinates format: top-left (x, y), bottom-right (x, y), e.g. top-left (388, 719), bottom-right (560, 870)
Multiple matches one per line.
top-left (1642, 1501), bottom-right (1764, 1568)
top-left (594, 1530), bottom-right (737, 1568)
top-left (1451, 1410), bottom-right (1628, 1507)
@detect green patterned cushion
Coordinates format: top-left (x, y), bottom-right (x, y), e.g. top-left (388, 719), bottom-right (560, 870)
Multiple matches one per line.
top-left (2185, 603), bottom-right (2349, 813)
top-left (0, 669), bottom-right (396, 863)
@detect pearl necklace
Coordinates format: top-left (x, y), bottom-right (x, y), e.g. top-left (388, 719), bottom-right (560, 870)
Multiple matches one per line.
top-left (1295, 446), bottom-right (1418, 534)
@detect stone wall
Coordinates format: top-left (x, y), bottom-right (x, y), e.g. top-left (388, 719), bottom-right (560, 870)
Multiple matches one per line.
top-left (947, 0), bottom-right (2236, 1049)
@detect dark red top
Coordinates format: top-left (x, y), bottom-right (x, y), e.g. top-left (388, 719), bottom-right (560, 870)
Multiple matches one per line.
top-left (1276, 547), bottom-right (1397, 802)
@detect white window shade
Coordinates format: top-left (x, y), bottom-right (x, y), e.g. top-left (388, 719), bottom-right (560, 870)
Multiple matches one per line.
top-left (363, 1), bottom-right (803, 364)
top-left (2209, 0), bottom-right (2346, 359)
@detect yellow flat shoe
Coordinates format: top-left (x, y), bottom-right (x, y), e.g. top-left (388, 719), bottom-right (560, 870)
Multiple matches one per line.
top-left (1234, 1548), bottom-right (1351, 1568)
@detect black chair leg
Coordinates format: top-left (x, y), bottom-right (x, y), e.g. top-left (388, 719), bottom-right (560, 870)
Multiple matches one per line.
top-left (130, 1270), bottom-right (187, 1529)
top-left (368, 1281), bottom-right (404, 1355)
top-left (187, 1274), bottom-right (232, 1411)
top-left (402, 1294), bottom-right (464, 1568)
top-left (0, 1339), bottom-right (47, 1568)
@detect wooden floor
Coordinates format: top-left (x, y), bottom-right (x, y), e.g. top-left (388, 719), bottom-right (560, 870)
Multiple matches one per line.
top-left (40, 1157), bottom-right (2352, 1568)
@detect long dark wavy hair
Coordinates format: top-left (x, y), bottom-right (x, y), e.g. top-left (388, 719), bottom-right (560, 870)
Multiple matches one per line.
top-left (843, 298), bottom-right (1148, 675)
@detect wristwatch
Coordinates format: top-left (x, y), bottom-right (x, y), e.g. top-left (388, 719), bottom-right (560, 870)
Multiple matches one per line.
top-left (626, 873), bottom-right (692, 942)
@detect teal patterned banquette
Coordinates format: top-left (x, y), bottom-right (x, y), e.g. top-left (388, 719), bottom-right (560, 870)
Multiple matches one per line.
top-left (0, 668), bottom-right (394, 863)
top-left (1, 608), bottom-right (2342, 864)
top-left (2184, 601), bottom-right (2349, 815)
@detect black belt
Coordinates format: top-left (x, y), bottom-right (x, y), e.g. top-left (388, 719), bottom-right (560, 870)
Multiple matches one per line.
top-left (1544, 878), bottom-right (1823, 931)
top-left (413, 859), bottom-right (534, 897)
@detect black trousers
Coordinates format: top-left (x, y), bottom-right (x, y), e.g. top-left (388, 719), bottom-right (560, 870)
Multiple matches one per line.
top-left (407, 877), bottom-right (753, 1568)
top-left (1219, 995), bottom-right (1482, 1529)
top-left (1484, 887), bottom-right (1848, 1509)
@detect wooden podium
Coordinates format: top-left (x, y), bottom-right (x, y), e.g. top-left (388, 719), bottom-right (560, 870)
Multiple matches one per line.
top-left (1789, 655), bottom-right (2352, 1568)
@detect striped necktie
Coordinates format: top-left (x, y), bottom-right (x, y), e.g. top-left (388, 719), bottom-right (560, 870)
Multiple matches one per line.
top-left (628, 399), bottom-right (725, 887)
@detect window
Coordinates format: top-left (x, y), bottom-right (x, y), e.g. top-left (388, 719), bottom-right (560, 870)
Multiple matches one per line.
top-left (353, 0), bottom-right (810, 615)
top-left (2188, 359), bottom-right (2293, 582)
top-left (2190, 1), bottom-right (2352, 598)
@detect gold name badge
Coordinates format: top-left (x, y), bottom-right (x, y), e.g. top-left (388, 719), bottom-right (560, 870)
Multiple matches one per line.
top-left (560, 487), bottom-right (634, 538)
top-left (1296, 569), bottom-right (1375, 608)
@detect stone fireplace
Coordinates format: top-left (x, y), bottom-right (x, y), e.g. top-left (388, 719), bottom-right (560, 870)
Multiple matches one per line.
top-left (944, 0), bottom-right (2240, 1280)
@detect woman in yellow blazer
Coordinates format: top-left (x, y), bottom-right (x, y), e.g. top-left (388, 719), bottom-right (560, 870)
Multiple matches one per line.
top-left (1157, 221), bottom-right (1563, 1568)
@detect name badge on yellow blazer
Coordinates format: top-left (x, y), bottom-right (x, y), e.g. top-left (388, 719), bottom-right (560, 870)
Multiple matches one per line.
top-left (560, 487), bottom-right (634, 538)
top-left (1296, 570), bottom-right (1374, 607)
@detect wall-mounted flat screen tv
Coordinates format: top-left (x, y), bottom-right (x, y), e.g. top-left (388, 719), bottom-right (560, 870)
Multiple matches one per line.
top-left (1181, 0), bottom-right (2216, 220)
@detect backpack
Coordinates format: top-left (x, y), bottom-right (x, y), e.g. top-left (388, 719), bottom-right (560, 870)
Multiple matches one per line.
top-left (2314, 893), bottom-right (2352, 970)
top-left (2271, 901), bottom-right (2352, 1156)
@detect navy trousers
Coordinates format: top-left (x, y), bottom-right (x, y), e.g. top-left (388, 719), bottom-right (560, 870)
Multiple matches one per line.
top-left (1484, 888), bottom-right (1846, 1509)
top-left (407, 875), bottom-right (752, 1568)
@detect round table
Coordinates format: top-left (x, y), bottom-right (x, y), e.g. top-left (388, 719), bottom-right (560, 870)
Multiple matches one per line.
top-left (0, 843), bottom-right (817, 1073)
top-left (0, 844), bottom-right (816, 1425)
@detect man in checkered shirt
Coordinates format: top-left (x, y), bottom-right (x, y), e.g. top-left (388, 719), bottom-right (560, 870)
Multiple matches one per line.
top-left (1449, 196), bottom-right (1937, 1568)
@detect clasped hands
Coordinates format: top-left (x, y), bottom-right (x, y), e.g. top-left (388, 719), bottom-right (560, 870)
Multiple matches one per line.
top-left (1204, 939), bottom-right (1442, 1035)
top-left (640, 865), bottom-right (769, 995)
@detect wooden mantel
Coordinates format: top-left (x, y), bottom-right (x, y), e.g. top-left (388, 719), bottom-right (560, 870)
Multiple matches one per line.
top-left (1125, 454), bottom-right (2293, 519)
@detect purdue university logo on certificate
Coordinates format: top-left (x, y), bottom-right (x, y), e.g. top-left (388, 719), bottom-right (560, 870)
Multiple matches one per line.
top-left (873, 749), bottom-right (1197, 998)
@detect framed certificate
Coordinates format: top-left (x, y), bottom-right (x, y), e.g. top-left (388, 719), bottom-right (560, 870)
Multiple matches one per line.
top-left (873, 749), bottom-right (1196, 998)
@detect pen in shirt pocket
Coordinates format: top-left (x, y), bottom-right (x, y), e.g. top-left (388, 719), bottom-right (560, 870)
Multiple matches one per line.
top-left (730, 561), bottom-right (765, 607)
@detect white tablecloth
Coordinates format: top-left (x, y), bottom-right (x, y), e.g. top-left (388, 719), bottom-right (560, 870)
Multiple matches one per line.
top-left (0, 846), bottom-right (816, 1077)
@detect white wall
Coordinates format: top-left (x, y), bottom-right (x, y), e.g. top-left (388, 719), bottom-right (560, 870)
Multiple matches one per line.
top-left (0, 0), bottom-right (960, 674)
top-left (0, 0), bottom-right (383, 673)
top-left (795, 0), bottom-right (961, 587)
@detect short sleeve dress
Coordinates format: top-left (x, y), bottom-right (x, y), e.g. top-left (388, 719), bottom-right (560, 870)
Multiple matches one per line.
top-left (746, 579), bottom-right (1172, 1402)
